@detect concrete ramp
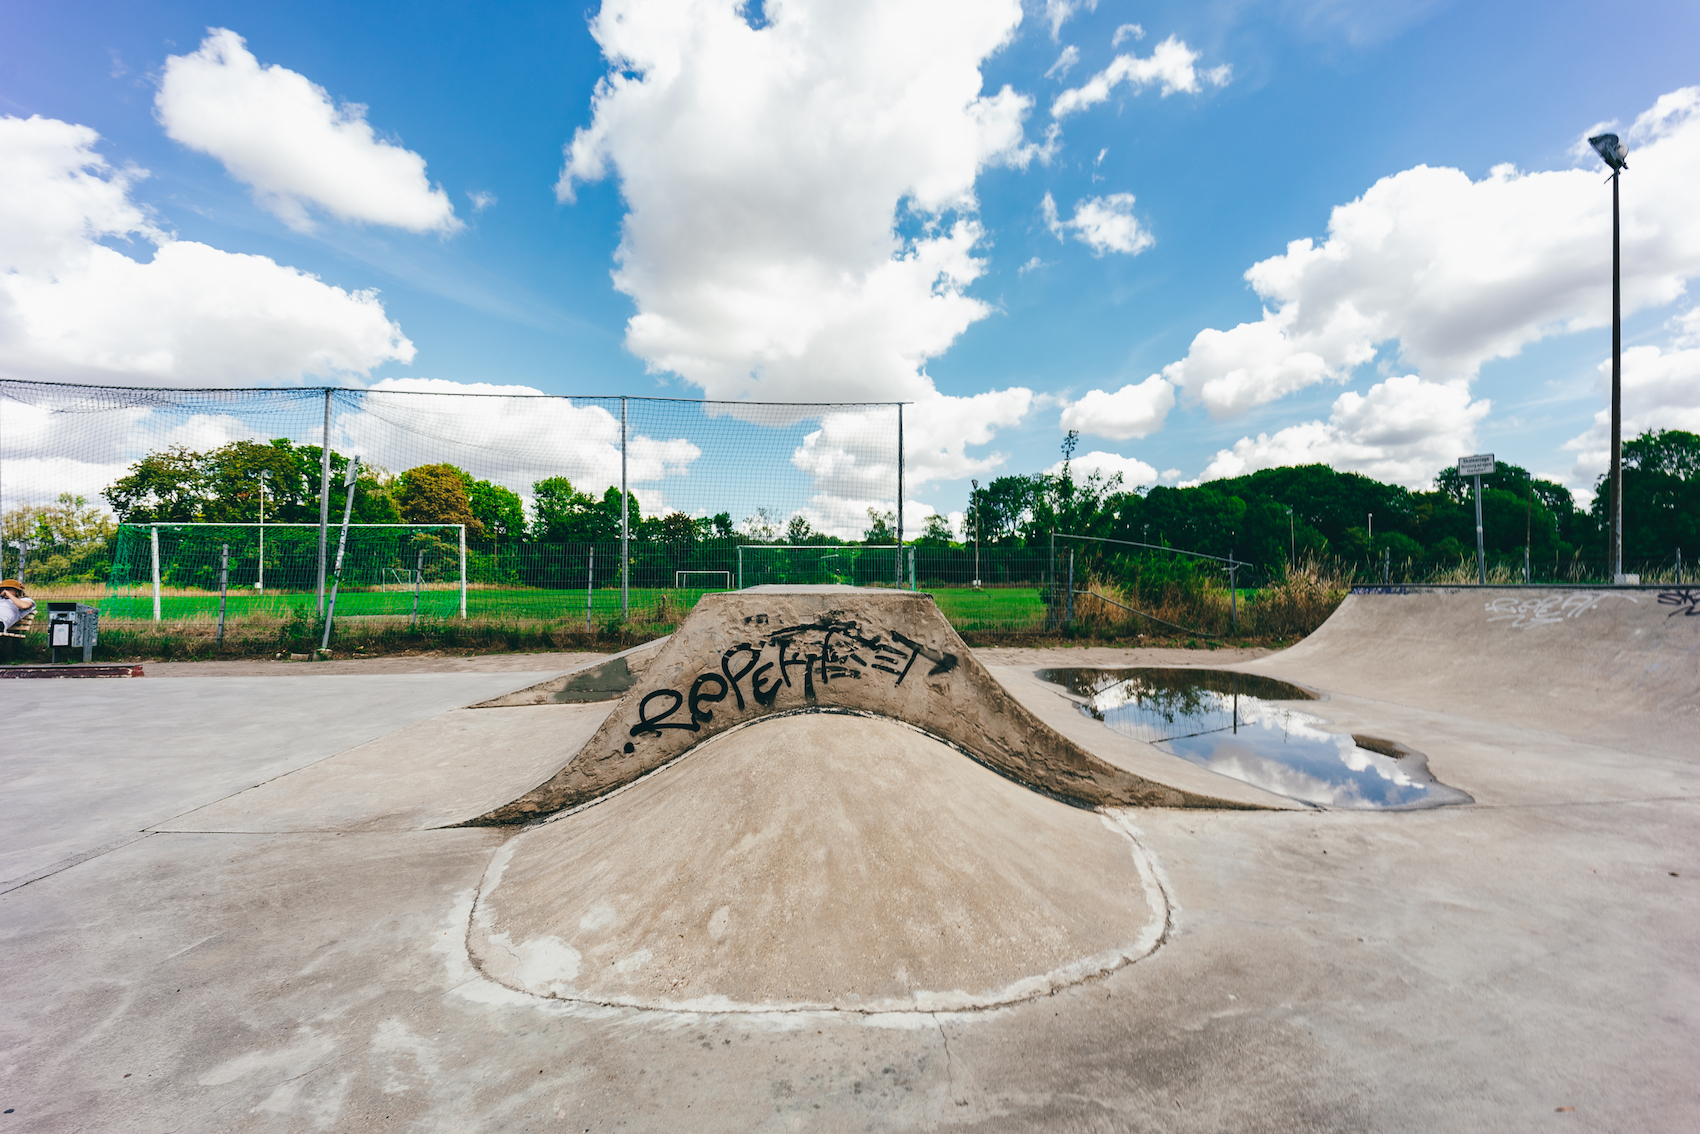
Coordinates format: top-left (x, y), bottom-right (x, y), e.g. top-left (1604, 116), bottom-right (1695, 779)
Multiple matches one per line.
top-left (468, 588), bottom-right (1259, 824)
top-left (468, 713), bottom-right (1167, 1012)
top-left (1246, 586), bottom-right (1700, 758)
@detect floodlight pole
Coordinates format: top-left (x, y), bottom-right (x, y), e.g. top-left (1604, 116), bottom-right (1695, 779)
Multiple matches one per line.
top-left (1588, 132), bottom-right (1628, 581)
top-left (1609, 166), bottom-right (1624, 580)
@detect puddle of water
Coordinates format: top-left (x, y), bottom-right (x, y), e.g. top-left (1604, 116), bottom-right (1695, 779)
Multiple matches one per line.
top-left (1035, 668), bottom-right (1470, 810)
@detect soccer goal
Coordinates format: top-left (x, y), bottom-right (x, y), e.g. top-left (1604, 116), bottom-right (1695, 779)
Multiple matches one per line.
top-left (675, 570), bottom-right (732, 590)
top-left (735, 544), bottom-right (902, 589)
top-left (107, 522), bottom-right (467, 622)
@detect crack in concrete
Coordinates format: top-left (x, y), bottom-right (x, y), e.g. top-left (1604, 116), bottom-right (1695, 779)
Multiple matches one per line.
top-left (934, 1012), bottom-right (966, 1108)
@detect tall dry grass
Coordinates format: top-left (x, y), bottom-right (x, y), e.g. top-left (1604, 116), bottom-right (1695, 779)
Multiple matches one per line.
top-left (1071, 558), bottom-right (1354, 640)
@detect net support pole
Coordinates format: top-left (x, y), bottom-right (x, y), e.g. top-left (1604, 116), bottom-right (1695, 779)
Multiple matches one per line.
top-left (216, 543), bottom-right (228, 644)
top-left (150, 524), bottom-right (161, 622)
top-left (316, 388), bottom-right (332, 614)
top-left (321, 457), bottom-right (360, 651)
top-left (620, 397), bottom-right (629, 620)
top-left (412, 549), bottom-right (422, 628)
top-left (458, 526), bottom-right (467, 619)
top-left (1609, 168), bottom-right (1623, 581)
top-left (895, 403), bottom-right (904, 588)
top-left (586, 547), bottom-right (594, 630)
top-left (737, 544), bottom-right (743, 591)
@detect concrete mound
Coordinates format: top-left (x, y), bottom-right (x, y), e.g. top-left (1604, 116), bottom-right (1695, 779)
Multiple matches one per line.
top-left (468, 588), bottom-right (1256, 824)
top-left (467, 713), bottom-right (1165, 1012)
top-left (1246, 586), bottom-right (1700, 758)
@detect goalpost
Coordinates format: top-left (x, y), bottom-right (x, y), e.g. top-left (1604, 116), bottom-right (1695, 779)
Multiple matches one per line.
top-left (674, 570), bottom-right (732, 590)
top-left (736, 544), bottom-right (902, 590)
top-left (114, 522), bottom-right (466, 622)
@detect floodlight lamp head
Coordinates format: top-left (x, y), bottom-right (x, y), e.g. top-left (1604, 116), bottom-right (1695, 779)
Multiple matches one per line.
top-left (1588, 133), bottom-right (1628, 171)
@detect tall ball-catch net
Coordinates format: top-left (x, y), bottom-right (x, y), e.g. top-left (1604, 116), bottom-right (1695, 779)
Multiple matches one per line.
top-left (1, 380), bottom-right (917, 631)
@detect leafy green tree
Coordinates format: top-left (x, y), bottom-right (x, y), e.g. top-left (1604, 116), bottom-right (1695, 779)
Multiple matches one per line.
top-left (2, 493), bottom-right (118, 582)
top-left (103, 445), bottom-right (206, 522)
top-left (1591, 429), bottom-right (1700, 561)
top-left (784, 515), bottom-right (814, 544)
top-left (654, 511), bottom-right (703, 545)
top-left (862, 508), bottom-right (895, 543)
top-left (914, 513), bottom-right (955, 547)
top-left (199, 439), bottom-right (314, 523)
top-left (468, 479), bottom-right (525, 540)
top-left (532, 477), bottom-right (597, 540)
top-left (395, 464), bottom-right (483, 536)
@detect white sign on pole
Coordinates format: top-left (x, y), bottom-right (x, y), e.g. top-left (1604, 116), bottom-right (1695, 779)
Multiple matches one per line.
top-left (1458, 453), bottom-right (1496, 476)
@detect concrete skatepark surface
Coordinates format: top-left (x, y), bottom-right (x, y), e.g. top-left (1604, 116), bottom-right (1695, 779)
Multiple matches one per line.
top-left (469, 713), bottom-right (1166, 1013)
top-left (1, 585), bottom-right (1697, 1130)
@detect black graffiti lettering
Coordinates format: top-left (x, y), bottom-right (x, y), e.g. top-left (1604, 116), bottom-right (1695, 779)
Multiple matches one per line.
top-left (751, 662), bottom-right (782, 707)
top-left (721, 644), bottom-right (760, 709)
top-left (889, 629), bottom-right (957, 684)
top-left (776, 638), bottom-right (818, 701)
top-left (688, 672), bottom-right (728, 725)
top-left (816, 626), bottom-right (839, 686)
top-left (1658, 589), bottom-right (1700, 617)
top-left (630, 688), bottom-right (696, 737)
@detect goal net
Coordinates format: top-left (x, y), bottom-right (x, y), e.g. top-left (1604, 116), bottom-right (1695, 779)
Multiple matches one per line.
top-left (105, 522), bottom-right (467, 621)
top-left (674, 570), bottom-right (732, 590)
top-left (736, 544), bottom-right (902, 589)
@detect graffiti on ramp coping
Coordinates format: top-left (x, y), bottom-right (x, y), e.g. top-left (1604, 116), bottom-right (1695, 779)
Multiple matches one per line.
top-left (1658, 589), bottom-right (1700, 618)
top-left (1485, 591), bottom-right (1637, 629)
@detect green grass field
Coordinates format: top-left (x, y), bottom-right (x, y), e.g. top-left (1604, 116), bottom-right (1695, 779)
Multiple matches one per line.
top-left (96, 583), bottom-right (1050, 630)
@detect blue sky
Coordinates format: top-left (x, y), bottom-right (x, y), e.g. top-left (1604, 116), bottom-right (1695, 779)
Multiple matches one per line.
top-left (4, 0), bottom-right (1698, 532)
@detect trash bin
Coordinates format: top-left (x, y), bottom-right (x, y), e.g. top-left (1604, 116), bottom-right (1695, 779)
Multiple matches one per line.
top-left (47, 602), bottom-right (99, 663)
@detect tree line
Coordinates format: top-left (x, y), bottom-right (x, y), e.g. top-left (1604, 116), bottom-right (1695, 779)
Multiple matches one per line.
top-left (955, 429), bottom-right (1698, 569)
top-left (3, 430), bottom-right (1694, 586)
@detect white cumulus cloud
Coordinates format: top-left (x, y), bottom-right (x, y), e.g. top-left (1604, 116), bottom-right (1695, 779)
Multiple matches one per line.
top-left (1052, 36), bottom-right (1229, 119)
top-left (557, 0), bottom-right (1041, 526)
top-left (1042, 191), bottom-right (1152, 256)
top-left (157, 28), bottom-right (460, 233)
top-left (0, 114), bottom-right (414, 387)
top-left (559, 0), bottom-right (1036, 406)
top-left (1045, 450), bottom-right (1158, 487)
top-left (1060, 375), bottom-right (1174, 440)
top-left (1196, 375), bottom-right (1491, 488)
top-left (1562, 315), bottom-right (1700, 489)
top-left (1162, 87), bottom-right (1700, 420)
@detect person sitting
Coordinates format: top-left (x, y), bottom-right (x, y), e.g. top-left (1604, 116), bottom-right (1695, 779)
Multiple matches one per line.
top-left (1, 579), bottom-right (36, 635)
